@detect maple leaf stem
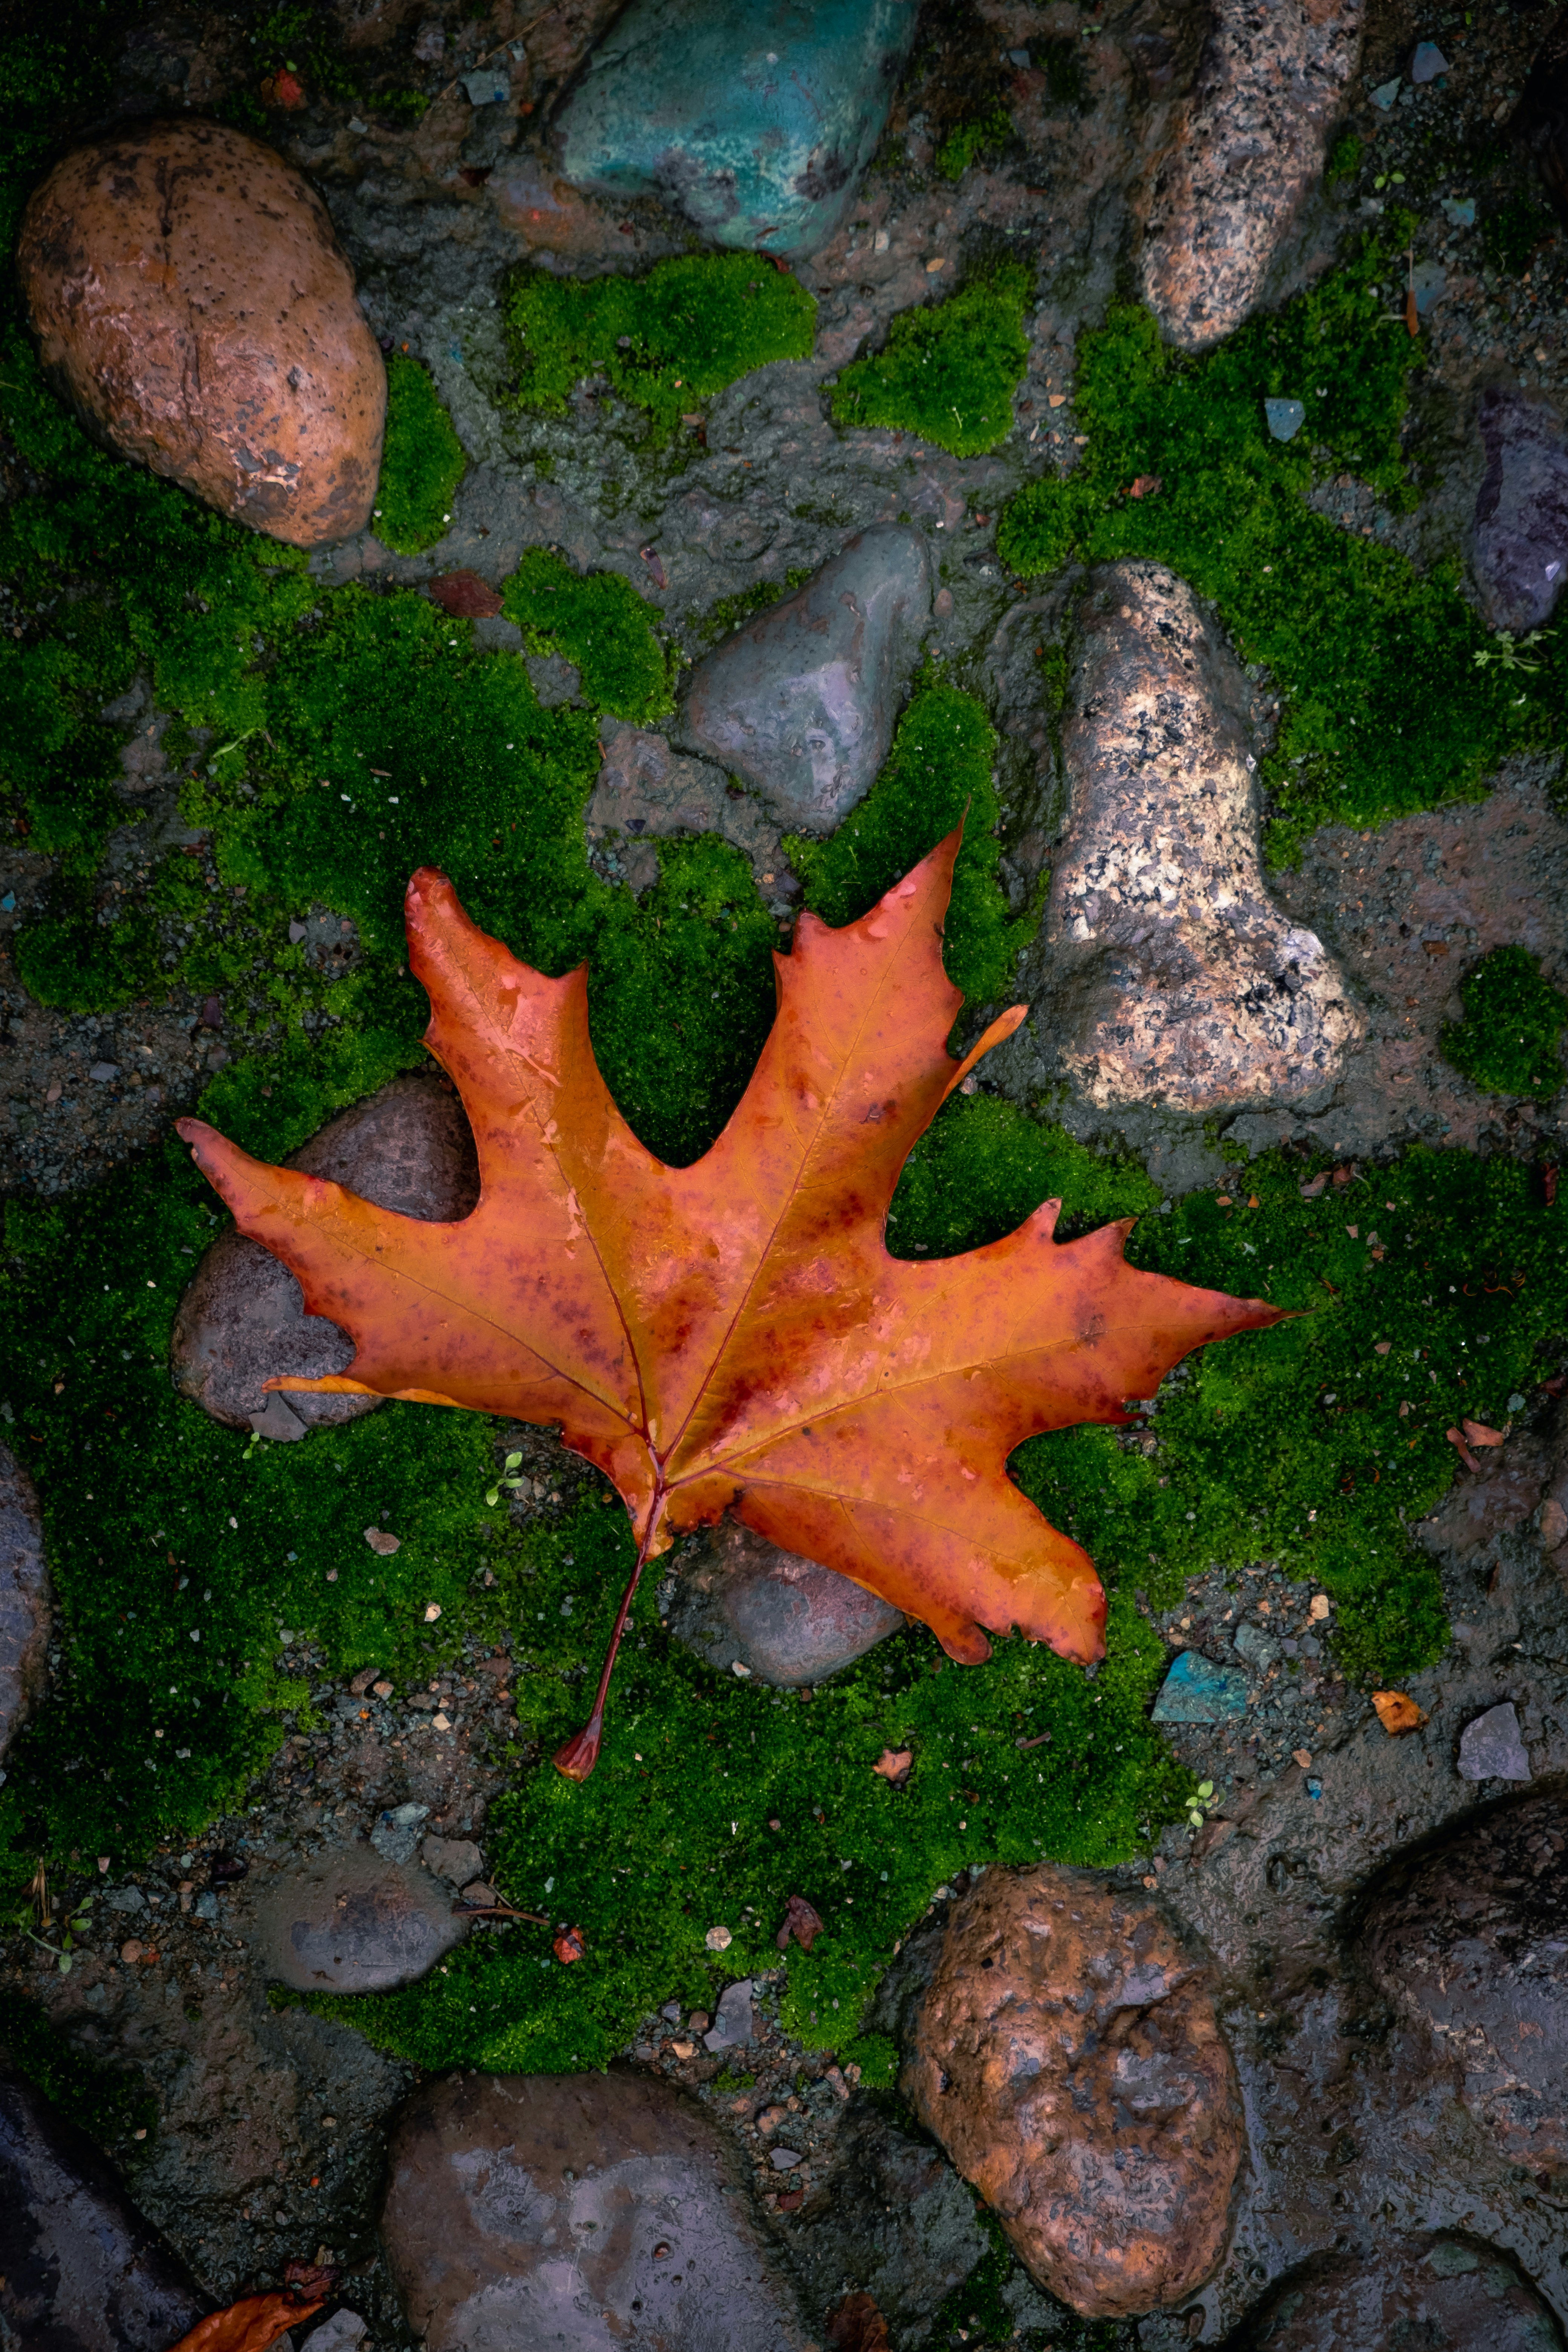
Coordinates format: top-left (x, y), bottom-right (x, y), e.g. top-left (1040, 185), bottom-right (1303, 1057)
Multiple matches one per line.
top-left (553, 1498), bottom-right (665, 1782)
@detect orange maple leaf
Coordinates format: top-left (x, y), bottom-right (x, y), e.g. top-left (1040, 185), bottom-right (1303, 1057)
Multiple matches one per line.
top-left (177, 834), bottom-right (1279, 1773)
top-left (167, 2268), bottom-right (333, 2352)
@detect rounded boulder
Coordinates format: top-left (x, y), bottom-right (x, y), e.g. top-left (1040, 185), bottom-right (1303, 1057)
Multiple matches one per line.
top-left (18, 119), bottom-right (385, 547)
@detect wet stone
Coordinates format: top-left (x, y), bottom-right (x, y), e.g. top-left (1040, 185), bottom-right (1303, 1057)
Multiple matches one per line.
top-left (18, 121), bottom-right (384, 547)
top-left (171, 1070), bottom-right (479, 1437)
top-left (555, 0), bottom-right (918, 260)
top-left (0, 2063), bottom-right (208, 2351)
top-left (1458, 1700), bottom-right (1532, 1782)
top-left (371, 1801), bottom-right (429, 1865)
top-left (1011, 564), bottom-right (1361, 1114)
top-left (252, 1842), bottom-right (466, 1993)
top-left (1228, 2233), bottom-right (1565, 2351)
top-left (1359, 1788), bottom-right (1568, 2169)
top-left (703, 1977), bottom-right (755, 2052)
top-left (1473, 386), bottom-right (1568, 636)
top-left (1139, 0), bottom-right (1366, 352)
top-left (663, 1516), bottom-right (904, 1687)
top-left (0, 1442), bottom-right (51, 1774)
top-left (1151, 1649), bottom-right (1248, 1723)
top-left (903, 1865), bottom-right (1243, 2320)
top-left (787, 2102), bottom-right (989, 2345)
top-left (421, 1834), bottom-right (484, 1888)
top-left (676, 526), bottom-right (931, 833)
top-left (587, 723), bottom-right (779, 876)
top-left (380, 2069), bottom-right (812, 2350)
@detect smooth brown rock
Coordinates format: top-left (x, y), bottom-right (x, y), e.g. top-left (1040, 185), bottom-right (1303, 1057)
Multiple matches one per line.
top-left (1359, 1788), bottom-right (1568, 2168)
top-left (664, 1516), bottom-right (903, 1686)
top-left (18, 119), bottom-right (385, 547)
top-left (903, 1865), bottom-right (1243, 2320)
top-left (1228, 2233), bottom-right (1566, 2352)
top-left (1014, 565), bottom-right (1361, 1113)
top-left (252, 1842), bottom-right (466, 1993)
top-left (381, 2070), bottom-right (811, 2350)
top-left (1139, 0), bottom-right (1365, 352)
top-left (0, 1443), bottom-right (51, 1772)
top-left (171, 1070), bottom-right (479, 1436)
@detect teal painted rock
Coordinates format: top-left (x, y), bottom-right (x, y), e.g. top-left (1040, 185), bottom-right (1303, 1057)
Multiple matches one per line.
top-left (556, 0), bottom-right (918, 259)
top-left (1152, 1650), bottom-right (1248, 1723)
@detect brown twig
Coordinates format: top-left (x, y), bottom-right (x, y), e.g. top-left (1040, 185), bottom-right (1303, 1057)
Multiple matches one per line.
top-left (452, 1900), bottom-right (550, 1925)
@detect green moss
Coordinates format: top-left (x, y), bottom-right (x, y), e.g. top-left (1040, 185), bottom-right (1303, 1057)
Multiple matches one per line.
top-left (786, 677), bottom-right (1038, 1005)
top-left (839, 2031), bottom-right (898, 2088)
top-left (374, 355), bottom-right (466, 556)
top-left (504, 253), bottom-right (817, 442)
top-left (995, 228), bottom-right (1559, 861)
top-left (1483, 193), bottom-right (1559, 277)
top-left (1441, 945), bottom-right (1568, 1102)
top-left (0, 1985), bottom-right (157, 2145)
top-left (935, 104), bottom-right (1012, 181)
top-left (694, 565), bottom-right (813, 648)
top-left (500, 548), bottom-right (675, 722)
top-left (832, 260), bottom-right (1032, 458)
top-left (308, 1522), bottom-right (1182, 2072)
top-left (1325, 130), bottom-right (1362, 186)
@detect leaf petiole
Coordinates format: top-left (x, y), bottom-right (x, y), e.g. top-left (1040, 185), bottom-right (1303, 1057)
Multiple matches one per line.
top-left (554, 1491), bottom-right (665, 1781)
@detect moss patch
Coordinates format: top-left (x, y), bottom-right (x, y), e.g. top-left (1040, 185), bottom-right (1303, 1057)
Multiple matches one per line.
top-left (936, 104), bottom-right (1012, 181)
top-left (995, 225), bottom-right (1561, 861)
top-left (832, 260), bottom-right (1032, 458)
top-left (374, 354), bottom-right (466, 556)
top-left (504, 253), bottom-right (817, 442)
top-left (500, 548), bottom-right (675, 722)
top-left (1441, 944), bottom-right (1568, 1102)
top-left (0, 1984), bottom-right (157, 2144)
top-left (785, 675), bottom-right (1038, 1006)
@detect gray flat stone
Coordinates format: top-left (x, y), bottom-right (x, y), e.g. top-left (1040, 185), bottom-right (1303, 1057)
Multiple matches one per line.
top-left (1474, 385), bottom-right (1568, 635)
top-left (703, 1977), bottom-right (755, 2052)
top-left (1014, 564), bottom-right (1362, 1114)
top-left (0, 1443), bottom-right (51, 1775)
top-left (0, 2063), bottom-right (208, 2351)
top-left (676, 525), bottom-right (931, 833)
top-left (1458, 1701), bottom-right (1533, 1782)
top-left (555, 0), bottom-right (918, 260)
top-left (664, 1515), bottom-right (903, 1687)
top-left (381, 2069), bottom-right (811, 2351)
top-left (252, 1843), bottom-right (466, 1992)
top-left (421, 1834), bottom-right (484, 1888)
top-left (171, 1070), bottom-right (479, 1436)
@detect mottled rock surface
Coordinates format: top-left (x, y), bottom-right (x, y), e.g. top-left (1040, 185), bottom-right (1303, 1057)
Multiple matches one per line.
top-left (18, 121), bottom-right (384, 547)
top-left (0, 2063), bottom-right (208, 2351)
top-left (251, 1842), bottom-right (466, 1992)
top-left (1459, 1700), bottom-right (1533, 1781)
top-left (1139, 0), bottom-right (1366, 351)
top-left (1228, 2234), bottom-right (1566, 2351)
top-left (677, 526), bottom-right (931, 831)
top-left (171, 1070), bottom-right (478, 1435)
top-left (664, 1516), bottom-right (904, 1687)
top-left (1473, 386), bottom-right (1568, 634)
top-left (380, 2069), bottom-right (811, 2350)
top-left (1014, 565), bottom-right (1361, 1113)
top-left (1359, 1789), bottom-right (1568, 2169)
top-left (587, 722), bottom-right (782, 880)
top-left (903, 1865), bottom-right (1242, 2319)
top-left (0, 1443), bottom-right (50, 1771)
top-left (556, 0), bottom-right (918, 259)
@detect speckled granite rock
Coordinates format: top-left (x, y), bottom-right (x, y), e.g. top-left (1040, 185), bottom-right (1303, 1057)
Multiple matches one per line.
top-left (1473, 386), bottom-right (1568, 635)
top-left (0, 2063), bottom-right (209, 2351)
top-left (1358, 1789), bottom-right (1568, 2168)
top-left (0, 1444), bottom-right (50, 1774)
top-left (1227, 2234), bottom-right (1566, 2351)
top-left (555, 0), bottom-right (918, 259)
top-left (1015, 565), bottom-right (1361, 1114)
top-left (18, 120), bottom-right (384, 547)
top-left (1139, 0), bottom-right (1366, 351)
top-left (677, 525), bottom-right (931, 831)
top-left (903, 1865), bottom-right (1242, 2320)
top-left (381, 2070), bottom-right (811, 2350)
top-left (664, 1516), bottom-right (904, 1686)
top-left (252, 1842), bottom-right (467, 1993)
top-left (170, 1070), bottom-right (479, 1437)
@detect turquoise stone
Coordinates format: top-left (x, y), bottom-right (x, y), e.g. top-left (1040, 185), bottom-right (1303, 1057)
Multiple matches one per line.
top-left (1151, 1650), bottom-right (1249, 1724)
top-left (556, 0), bottom-right (917, 259)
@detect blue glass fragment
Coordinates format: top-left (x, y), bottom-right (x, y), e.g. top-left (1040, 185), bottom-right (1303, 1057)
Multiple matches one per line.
top-left (1151, 1650), bottom-right (1249, 1723)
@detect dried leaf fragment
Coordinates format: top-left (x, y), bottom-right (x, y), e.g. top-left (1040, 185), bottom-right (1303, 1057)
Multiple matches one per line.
top-left (1461, 1418), bottom-right (1505, 1447)
top-left (552, 1925), bottom-right (585, 1964)
top-left (872, 1746), bottom-right (913, 1786)
top-left (826, 2291), bottom-right (894, 2351)
top-left (776, 1894), bottom-right (824, 1953)
top-left (427, 569), bottom-right (504, 619)
top-left (1373, 1689), bottom-right (1429, 1735)
top-left (1446, 1426), bottom-right (1482, 1472)
top-left (166, 2265), bottom-right (334, 2352)
top-left (1127, 473), bottom-right (1161, 499)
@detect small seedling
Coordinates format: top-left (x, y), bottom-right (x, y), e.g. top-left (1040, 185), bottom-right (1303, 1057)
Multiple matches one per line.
top-left (485, 1449), bottom-right (528, 1508)
top-left (1186, 1778), bottom-right (1218, 1831)
top-left (1473, 628), bottom-right (1554, 673)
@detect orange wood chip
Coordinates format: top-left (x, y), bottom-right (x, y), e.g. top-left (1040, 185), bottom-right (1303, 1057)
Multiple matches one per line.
top-left (1373, 1690), bottom-right (1429, 1735)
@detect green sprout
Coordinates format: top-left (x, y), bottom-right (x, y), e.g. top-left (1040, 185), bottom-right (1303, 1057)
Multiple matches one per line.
top-left (1473, 628), bottom-right (1554, 674)
top-left (485, 1449), bottom-right (527, 1508)
top-left (1185, 1778), bottom-right (1217, 1831)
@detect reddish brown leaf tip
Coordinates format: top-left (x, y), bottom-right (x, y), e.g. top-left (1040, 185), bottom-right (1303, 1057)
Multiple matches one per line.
top-left (554, 1723), bottom-right (602, 1781)
top-left (776, 1893), bottom-right (824, 1952)
top-left (552, 1924), bottom-right (586, 1963)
